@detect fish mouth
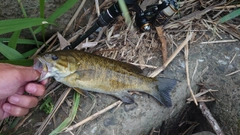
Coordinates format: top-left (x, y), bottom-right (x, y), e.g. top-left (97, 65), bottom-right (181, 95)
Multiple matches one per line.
top-left (33, 57), bottom-right (50, 81)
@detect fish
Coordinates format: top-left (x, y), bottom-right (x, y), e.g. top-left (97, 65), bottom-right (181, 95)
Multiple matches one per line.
top-left (33, 50), bottom-right (177, 107)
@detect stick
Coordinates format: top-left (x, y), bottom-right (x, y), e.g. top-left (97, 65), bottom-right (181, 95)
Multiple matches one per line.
top-left (30, 33), bottom-right (57, 58)
top-left (62, 0), bottom-right (87, 36)
top-left (64, 100), bottom-right (122, 132)
top-left (185, 43), bottom-right (198, 106)
top-left (95, 0), bottom-right (100, 16)
top-left (156, 26), bottom-right (167, 63)
top-left (201, 39), bottom-right (238, 44)
top-left (149, 32), bottom-right (193, 78)
top-left (199, 102), bottom-right (225, 135)
top-left (225, 69), bottom-right (240, 76)
top-left (214, 4), bottom-right (240, 10)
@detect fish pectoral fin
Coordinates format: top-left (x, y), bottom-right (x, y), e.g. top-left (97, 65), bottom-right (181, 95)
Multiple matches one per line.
top-left (113, 91), bottom-right (134, 104)
top-left (73, 88), bottom-right (88, 97)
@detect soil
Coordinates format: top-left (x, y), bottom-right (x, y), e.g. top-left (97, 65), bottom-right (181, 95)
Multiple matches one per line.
top-left (1, 0), bottom-right (240, 135)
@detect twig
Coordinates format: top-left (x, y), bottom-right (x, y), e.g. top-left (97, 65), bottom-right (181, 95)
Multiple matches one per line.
top-left (30, 33), bottom-right (57, 58)
top-left (214, 4), bottom-right (240, 10)
top-left (201, 39), bottom-right (238, 44)
top-left (130, 63), bottom-right (157, 69)
top-left (156, 26), bottom-right (167, 63)
top-left (64, 100), bottom-right (122, 132)
top-left (229, 53), bottom-right (236, 64)
top-left (218, 24), bottom-right (240, 40)
top-left (188, 89), bottom-right (218, 100)
top-left (164, 1), bottom-right (226, 29)
top-left (225, 69), bottom-right (240, 76)
top-left (34, 88), bottom-right (72, 135)
top-left (95, 0), bottom-right (100, 16)
top-left (149, 32), bottom-right (193, 78)
top-left (185, 42), bottom-right (198, 106)
top-left (191, 60), bottom-right (198, 82)
top-left (62, 0), bottom-right (87, 36)
top-left (135, 33), bottom-right (145, 49)
top-left (187, 89), bottom-right (218, 103)
top-left (199, 102), bottom-right (225, 135)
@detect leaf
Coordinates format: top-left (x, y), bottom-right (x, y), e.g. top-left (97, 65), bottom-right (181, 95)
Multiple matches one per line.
top-left (0, 42), bottom-right (24, 60)
top-left (8, 30), bottom-right (21, 49)
top-left (118, 0), bottom-right (131, 24)
top-left (219, 8), bottom-right (240, 24)
top-left (22, 48), bottom-right (38, 58)
top-left (33, 0), bottom-right (79, 34)
top-left (18, 0), bottom-right (41, 48)
top-left (0, 59), bottom-right (33, 66)
top-left (0, 18), bottom-right (53, 35)
top-left (0, 38), bottom-right (43, 45)
top-left (40, 0), bottom-right (45, 18)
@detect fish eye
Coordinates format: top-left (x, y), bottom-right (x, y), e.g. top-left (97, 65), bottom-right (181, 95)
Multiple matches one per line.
top-left (51, 54), bottom-right (58, 60)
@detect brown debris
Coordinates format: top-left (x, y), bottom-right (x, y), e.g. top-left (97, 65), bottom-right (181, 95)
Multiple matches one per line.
top-left (156, 26), bottom-right (167, 63)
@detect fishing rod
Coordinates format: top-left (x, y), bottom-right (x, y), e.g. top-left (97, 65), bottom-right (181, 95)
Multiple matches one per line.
top-left (63, 0), bottom-right (178, 50)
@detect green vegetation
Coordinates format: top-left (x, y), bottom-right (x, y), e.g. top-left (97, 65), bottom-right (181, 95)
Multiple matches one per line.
top-left (40, 96), bottom-right (54, 114)
top-left (219, 8), bottom-right (240, 24)
top-left (49, 92), bottom-right (80, 135)
top-left (0, 0), bottom-right (79, 66)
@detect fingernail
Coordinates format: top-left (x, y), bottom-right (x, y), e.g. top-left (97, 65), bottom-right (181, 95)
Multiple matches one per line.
top-left (3, 104), bottom-right (11, 112)
top-left (27, 83), bottom-right (36, 93)
top-left (9, 95), bottom-right (20, 103)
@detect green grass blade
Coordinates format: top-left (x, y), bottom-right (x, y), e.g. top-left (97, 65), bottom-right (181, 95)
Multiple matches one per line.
top-left (0, 59), bottom-right (33, 66)
top-left (0, 18), bottom-right (52, 35)
top-left (118, 0), bottom-right (131, 25)
top-left (8, 30), bottom-right (21, 49)
top-left (40, 96), bottom-right (54, 114)
top-left (22, 48), bottom-right (38, 58)
top-left (0, 42), bottom-right (24, 60)
top-left (18, 0), bottom-right (41, 48)
top-left (219, 8), bottom-right (240, 24)
top-left (40, 0), bottom-right (46, 42)
top-left (10, 117), bottom-right (21, 129)
top-left (40, 0), bottom-right (45, 18)
top-left (33, 0), bottom-right (79, 34)
top-left (0, 38), bottom-right (43, 45)
top-left (49, 92), bottom-right (80, 135)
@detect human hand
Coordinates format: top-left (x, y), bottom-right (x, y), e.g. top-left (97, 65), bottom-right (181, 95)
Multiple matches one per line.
top-left (0, 63), bottom-right (47, 120)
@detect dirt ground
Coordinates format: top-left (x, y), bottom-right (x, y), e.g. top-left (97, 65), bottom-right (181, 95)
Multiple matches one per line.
top-left (0, 0), bottom-right (240, 135)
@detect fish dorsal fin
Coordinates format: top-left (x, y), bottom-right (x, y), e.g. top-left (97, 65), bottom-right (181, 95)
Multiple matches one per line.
top-left (118, 61), bottom-right (142, 74)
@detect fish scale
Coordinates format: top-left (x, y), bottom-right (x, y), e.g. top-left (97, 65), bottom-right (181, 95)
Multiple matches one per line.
top-left (33, 50), bottom-right (177, 107)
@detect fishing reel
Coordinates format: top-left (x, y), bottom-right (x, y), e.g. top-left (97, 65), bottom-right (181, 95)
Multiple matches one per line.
top-left (64, 0), bottom-right (178, 50)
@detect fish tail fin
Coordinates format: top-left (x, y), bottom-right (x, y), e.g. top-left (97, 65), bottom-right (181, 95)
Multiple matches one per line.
top-left (150, 77), bottom-right (177, 107)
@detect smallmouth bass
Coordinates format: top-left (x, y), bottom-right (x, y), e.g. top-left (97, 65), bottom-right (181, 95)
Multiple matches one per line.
top-left (33, 50), bottom-right (177, 107)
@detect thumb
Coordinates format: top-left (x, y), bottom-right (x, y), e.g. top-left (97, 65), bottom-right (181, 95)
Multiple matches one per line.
top-left (17, 66), bottom-right (40, 82)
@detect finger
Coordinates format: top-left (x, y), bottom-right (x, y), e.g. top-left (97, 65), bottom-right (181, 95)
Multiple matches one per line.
top-left (8, 94), bottom-right (38, 108)
top-left (0, 100), bottom-right (10, 120)
top-left (40, 79), bottom-right (48, 85)
top-left (25, 83), bottom-right (46, 96)
top-left (0, 110), bottom-right (10, 120)
top-left (16, 86), bottom-right (25, 95)
top-left (3, 103), bottom-right (29, 117)
top-left (17, 67), bottom-right (40, 82)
